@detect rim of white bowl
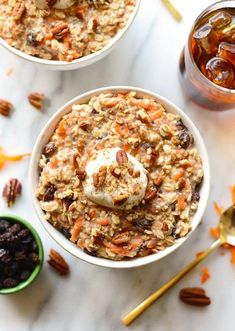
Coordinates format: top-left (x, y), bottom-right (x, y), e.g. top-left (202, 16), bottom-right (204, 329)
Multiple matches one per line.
top-left (29, 86), bottom-right (210, 269)
top-left (0, 0), bottom-right (141, 69)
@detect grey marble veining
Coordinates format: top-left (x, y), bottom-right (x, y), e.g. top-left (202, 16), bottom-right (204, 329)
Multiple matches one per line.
top-left (0, 0), bottom-right (235, 330)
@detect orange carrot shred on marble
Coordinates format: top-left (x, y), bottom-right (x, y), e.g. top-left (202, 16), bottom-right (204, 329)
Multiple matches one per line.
top-left (229, 246), bottom-right (235, 265)
top-left (209, 226), bottom-right (220, 239)
top-left (230, 186), bottom-right (235, 205)
top-left (201, 267), bottom-right (211, 284)
top-left (213, 201), bottom-right (224, 216)
top-left (0, 146), bottom-right (31, 170)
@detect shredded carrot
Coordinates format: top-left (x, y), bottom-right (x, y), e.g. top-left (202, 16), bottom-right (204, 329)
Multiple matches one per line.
top-left (0, 146), bottom-right (30, 170)
top-left (123, 143), bottom-right (131, 153)
top-left (71, 216), bottom-right (84, 242)
top-left (209, 226), bottom-right (220, 239)
top-left (114, 122), bottom-right (129, 137)
top-left (173, 170), bottom-right (184, 181)
top-left (213, 201), bottom-right (223, 216)
top-left (177, 194), bottom-right (186, 210)
top-left (50, 158), bottom-right (58, 169)
top-left (201, 267), bottom-right (210, 284)
top-left (148, 108), bottom-right (163, 121)
top-left (96, 218), bottom-right (110, 226)
top-left (230, 186), bottom-right (235, 205)
top-left (57, 119), bottom-right (66, 136)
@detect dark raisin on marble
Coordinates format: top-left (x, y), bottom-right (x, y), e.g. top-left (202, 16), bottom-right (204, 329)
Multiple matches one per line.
top-left (27, 31), bottom-right (39, 47)
top-left (133, 218), bottom-right (153, 233)
top-left (43, 183), bottom-right (56, 201)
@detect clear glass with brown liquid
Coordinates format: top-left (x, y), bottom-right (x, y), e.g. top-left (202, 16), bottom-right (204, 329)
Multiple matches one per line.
top-left (180, 1), bottom-right (235, 111)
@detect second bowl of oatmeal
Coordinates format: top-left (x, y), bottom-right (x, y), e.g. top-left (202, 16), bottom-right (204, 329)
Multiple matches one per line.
top-left (0, 0), bottom-right (140, 70)
top-left (29, 86), bottom-right (210, 268)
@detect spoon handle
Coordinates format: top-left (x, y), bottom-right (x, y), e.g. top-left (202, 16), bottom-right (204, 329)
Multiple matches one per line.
top-left (122, 239), bottom-right (221, 326)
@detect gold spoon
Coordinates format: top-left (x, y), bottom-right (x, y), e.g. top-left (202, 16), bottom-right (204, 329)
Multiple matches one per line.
top-left (122, 205), bottom-right (235, 326)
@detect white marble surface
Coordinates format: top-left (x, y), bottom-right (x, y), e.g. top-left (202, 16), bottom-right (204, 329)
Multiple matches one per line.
top-left (0, 0), bottom-right (235, 330)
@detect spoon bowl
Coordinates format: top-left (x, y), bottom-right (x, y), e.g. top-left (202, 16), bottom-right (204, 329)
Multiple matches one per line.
top-left (219, 205), bottom-right (235, 246)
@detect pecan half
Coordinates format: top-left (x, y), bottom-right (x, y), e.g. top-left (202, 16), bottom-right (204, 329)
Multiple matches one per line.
top-left (13, 2), bottom-right (25, 20)
top-left (48, 249), bottom-right (69, 275)
top-left (76, 169), bottom-right (86, 180)
top-left (112, 194), bottom-right (128, 206)
top-left (179, 287), bottom-right (211, 306)
top-left (110, 165), bottom-right (121, 178)
top-left (2, 178), bottom-right (22, 207)
top-left (112, 232), bottom-right (130, 245)
top-left (28, 93), bottom-right (45, 110)
top-left (0, 99), bottom-right (13, 117)
top-left (144, 186), bottom-right (157, 201)
top-left (93, 166), bottom-right (107, 187)
top-left (51, 23), bottom-right (69, 40)
top-left (116, 150), bottom-right (128, 165)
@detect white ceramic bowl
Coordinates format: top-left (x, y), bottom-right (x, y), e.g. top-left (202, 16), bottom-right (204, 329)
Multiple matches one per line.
top-left (0, 1), bottom-right (141, 71)
top-left (29, 86), bottom-right (210, 268)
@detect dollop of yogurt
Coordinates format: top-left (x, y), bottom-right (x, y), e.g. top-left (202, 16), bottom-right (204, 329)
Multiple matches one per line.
top-left (84, 148), bottom-right (148, 210)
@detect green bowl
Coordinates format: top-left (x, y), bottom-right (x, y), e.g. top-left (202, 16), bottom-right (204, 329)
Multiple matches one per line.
top-left (0, 214), bottom-right (44, 295)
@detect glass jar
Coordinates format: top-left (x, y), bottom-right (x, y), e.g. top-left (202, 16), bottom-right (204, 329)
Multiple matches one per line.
top-left (180, 0), bottom-right (235, 111)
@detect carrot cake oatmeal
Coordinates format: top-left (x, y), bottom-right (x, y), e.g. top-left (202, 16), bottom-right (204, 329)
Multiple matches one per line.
top-left (36, 92), bottom-right (203, 260)
top-left (0, 0), bottom-right (136, 61)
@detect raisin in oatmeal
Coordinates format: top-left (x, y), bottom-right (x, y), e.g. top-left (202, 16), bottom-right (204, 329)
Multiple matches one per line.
top-left (0, 0), bottom-right (136, 61)
top-left (36, 92), bottom-right (203, 260)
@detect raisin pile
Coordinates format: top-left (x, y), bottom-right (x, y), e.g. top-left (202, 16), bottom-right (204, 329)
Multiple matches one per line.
top-left (0, 218), bottom-right (39, 289)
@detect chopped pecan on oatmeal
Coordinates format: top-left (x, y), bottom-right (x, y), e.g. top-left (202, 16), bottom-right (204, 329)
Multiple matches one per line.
top-left (0, 0), bottom-right (136, 62)
top-left (37, 92), bottom-right (203, 261)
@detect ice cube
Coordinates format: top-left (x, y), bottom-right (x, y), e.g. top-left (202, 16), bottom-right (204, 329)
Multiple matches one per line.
top-left (193, 24), bottom-right (217, 55)
top-left (218, 42), bottom-right (235, 66)
top-left (205, 57), bottom-right (234, 88)
top-left (209, 11), bottom-right (232, 30)
top-left (222, 23), bottom-right (235, 43)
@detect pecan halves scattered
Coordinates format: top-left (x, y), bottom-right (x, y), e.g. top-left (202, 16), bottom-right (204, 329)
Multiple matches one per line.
top-left (0, 99), bottom-right (13, 117)
top-left (48, 249), bottom-right (69, 275)
top-left (51, 23), bottom-right (69, 40)
top-left (179, 287), bottom-right (211, 306)
top-left (2, 178), bottom-right (22, 207)
top-left (93, 166), bottom-right (107, 187)
top-left (28, 93), bottom-right (45, 110)
top-left (116, 149), bottom-right (128, 165)
top-left (13, 2), bottom-right (26, 21)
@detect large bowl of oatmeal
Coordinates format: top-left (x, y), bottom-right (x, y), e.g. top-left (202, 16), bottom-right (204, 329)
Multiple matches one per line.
top-left (29, 87), bottom-right (210, 268)
top-left (0, 0), bottom-right (140, 70)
